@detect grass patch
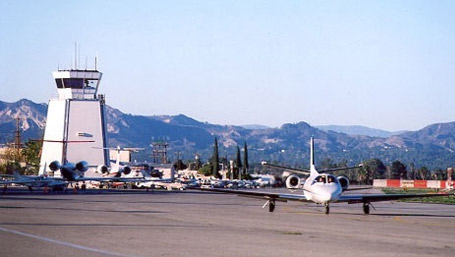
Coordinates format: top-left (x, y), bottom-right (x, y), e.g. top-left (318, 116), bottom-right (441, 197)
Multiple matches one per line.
top-left (382, 188), bottom-right (455, 204)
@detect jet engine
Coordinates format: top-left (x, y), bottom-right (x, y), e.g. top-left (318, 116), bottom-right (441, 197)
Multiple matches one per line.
top-left (75, 161), bottom-right (89, 172)
top-left (285, 174), bottom-right (301, 189)
top-left (337, 176), bottom-right (349, 191)
top-left (49, 161), bottom-right (61, 172)
top-left (122, 166), bottom-right (132, 175)
top-left (96, 165), bottom-right (109, 174)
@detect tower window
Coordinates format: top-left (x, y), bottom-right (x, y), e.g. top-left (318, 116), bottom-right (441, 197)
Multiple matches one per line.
top-left (55, 78), bottom-right (84, 88)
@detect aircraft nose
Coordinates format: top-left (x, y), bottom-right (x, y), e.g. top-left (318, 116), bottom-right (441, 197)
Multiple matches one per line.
top-left (320, 192), bottom-right (333, 202)
top-left (321, 188), bottom-right (339, 202)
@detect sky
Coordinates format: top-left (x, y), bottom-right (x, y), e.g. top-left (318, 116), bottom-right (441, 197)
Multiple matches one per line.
top-left (1, 0), bottom-right (454, 132)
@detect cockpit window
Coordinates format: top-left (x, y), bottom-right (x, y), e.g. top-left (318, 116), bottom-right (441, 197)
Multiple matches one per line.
top-left (313, 175), bottom-right (325, 184)
top-left (327, 175), bottom-right (337, 183)
top-left (312, 175), bottom-right (338, 184)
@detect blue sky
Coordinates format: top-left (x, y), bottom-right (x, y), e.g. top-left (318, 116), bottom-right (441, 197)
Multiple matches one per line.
top-left (1, 0), bottom-right (454, 131)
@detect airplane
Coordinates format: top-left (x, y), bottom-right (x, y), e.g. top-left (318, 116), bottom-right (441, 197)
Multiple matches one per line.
top-left (92, 146), bottom-right (144, 178)
top-left (0, 171), bottom-right (67, 192)
top-left (47, 159), bottom-right (152, 185)
top-left (200, 137), bottom-right (454, 215)
top-left (42, 144), bottom-right (163, 190)
top-left (46, 145), bottom-right (143, 182)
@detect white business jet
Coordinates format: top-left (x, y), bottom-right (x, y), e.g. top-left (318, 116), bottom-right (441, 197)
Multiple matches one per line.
top-left (0, 171), bottom-right (67, 192)
top-left (47, 159), bottom-right (149, 185)
top-left (202, 137), bottom-right (453, 214)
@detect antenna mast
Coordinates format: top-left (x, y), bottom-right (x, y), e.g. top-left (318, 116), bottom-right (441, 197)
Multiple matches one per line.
top-left (74, 42), bottom-right (77, 69)
top-left (14, 118), bottom-right (21, 162)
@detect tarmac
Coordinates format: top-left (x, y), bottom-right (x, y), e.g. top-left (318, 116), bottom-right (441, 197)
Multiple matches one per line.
top-left (0, 187), bottom-right (454, 257)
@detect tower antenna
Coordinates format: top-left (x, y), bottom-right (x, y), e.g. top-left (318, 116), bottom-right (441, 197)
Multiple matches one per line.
top-left (74, 42), bottom-right (77, 69)
top-left (78, 44), bottom-right (81, 69)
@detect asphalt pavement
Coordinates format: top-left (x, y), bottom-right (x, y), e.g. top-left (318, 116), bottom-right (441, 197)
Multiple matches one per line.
top-left (0, 187), bottom-right (454, 257)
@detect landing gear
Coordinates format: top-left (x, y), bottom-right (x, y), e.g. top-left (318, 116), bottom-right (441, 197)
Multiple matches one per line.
top-left (269, 200), bottom-right (276, 212)
top-left (324, 203), bottom-right (330, 215)
top-left (363, 202), bottom-right (370, 215)
top-left (262, 199), bottom-right (276, 212)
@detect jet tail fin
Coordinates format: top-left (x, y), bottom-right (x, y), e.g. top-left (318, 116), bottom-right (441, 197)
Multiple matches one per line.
top-left (309, 137), bottom-right (319, 176)
top-left (140, 170), bottom-right (150, 178)
top-left (13, 171), bottom-right (22, 181)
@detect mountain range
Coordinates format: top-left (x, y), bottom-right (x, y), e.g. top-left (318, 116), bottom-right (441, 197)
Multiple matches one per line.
top-left (316, 125), bottom-right (405, 138)
top-left (1, 99), bottom-right (455, 170)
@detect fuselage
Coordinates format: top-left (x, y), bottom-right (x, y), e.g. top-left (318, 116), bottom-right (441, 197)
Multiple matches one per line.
top-left (15, 176), bottom-right (66, 188)
top-left (302, 170), bottom-right (343, 204)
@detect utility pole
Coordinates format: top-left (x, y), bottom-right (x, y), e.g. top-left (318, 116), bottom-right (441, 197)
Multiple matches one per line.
top-left (175, 151), bottom-right (181, 171)
top-left (14, 118), bottom-right (21, 162)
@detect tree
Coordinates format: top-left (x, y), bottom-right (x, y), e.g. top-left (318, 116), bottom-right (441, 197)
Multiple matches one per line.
top-left (0, 146), bottom-right (22, 175)
top-left (417, 166), bottom-right (430, 180)
top-left (21, 140), bottom-right (42, 174)
top-left (360, 158), bottom-right (387, 184)
top-left (391, 160), bottom-right (407, 179)
top-left (173, 160), bottom-right (187, 171)
top-left (212, 137), bottom-right (220, 178)
top-left (236, 146), bottom-right (242, 179)
top-left (408, 163), bottom-right (416, 180)
top-left (198, 164), bottom-right (213, 176)
top-left (433, 169), bottom-right (446, 180)
top-left (320, 158), bottom-right (336, 170)
top-left (243, 142), bottom-right (249, 176)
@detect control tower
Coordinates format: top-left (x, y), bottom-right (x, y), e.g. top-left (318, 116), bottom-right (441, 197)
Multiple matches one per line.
top-left (39, 69), bottom-right (109, 175)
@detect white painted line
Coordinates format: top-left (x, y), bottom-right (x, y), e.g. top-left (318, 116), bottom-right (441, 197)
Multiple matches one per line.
top-left (0, 226), bottom-right (138, 257)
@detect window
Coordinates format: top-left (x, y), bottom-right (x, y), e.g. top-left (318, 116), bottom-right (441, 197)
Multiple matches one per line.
top-left (327, 175), bottom-right (337, 184)
top-left (54, 78), bottom-right (84, 88)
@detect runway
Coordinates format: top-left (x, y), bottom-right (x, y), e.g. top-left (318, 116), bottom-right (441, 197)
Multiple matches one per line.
top-left (0, 188), bottom-right (454, 257)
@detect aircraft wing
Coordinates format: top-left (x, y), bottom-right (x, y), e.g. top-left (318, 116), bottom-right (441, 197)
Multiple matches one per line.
top-left (0, 179), bottom-right (37, 185)
top-left (200, 188), bottom-right (309, 202)
top-left (0, 180), bottom-right (15, 185)
top-left (261, 162), bottom-right (361, 175)
top-left (261, 162), bottom-right (310, 175)
top-left (108, 177), bottom-right (164, 183)
top-left (337, 192), bottom-right (452, 204)
top-left (0, 179), bottom-right (66, 187)
top-left (73, 177), bottom-right (166, 183)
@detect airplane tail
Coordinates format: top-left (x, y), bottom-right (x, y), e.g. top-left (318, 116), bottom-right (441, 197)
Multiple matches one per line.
top-left (113, 146), bottom-right (121, 173)
top-left (13, 171), bottom-right (22, 180)
top-left (107, 146), bottom-right (121, 174)
top-left (116, 146), bottom-right (120, 168)
top-left (140, 169), bottom-right (150, 178)
top-left (42, 162), bottom-right (48, 177)
top-left (309, 137), bottom-right (319, 176)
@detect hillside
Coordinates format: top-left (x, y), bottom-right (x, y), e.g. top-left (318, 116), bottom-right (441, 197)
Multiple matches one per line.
top-left (316, 125), bottom-right (404, 138)
top-left (0, 99), bottom-right (47, 141)
top-left (1, 99), bottom-right (455, 169)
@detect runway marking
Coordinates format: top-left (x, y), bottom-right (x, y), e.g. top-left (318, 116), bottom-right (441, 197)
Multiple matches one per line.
top-left (0, 226), bottom-right (138, 257)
